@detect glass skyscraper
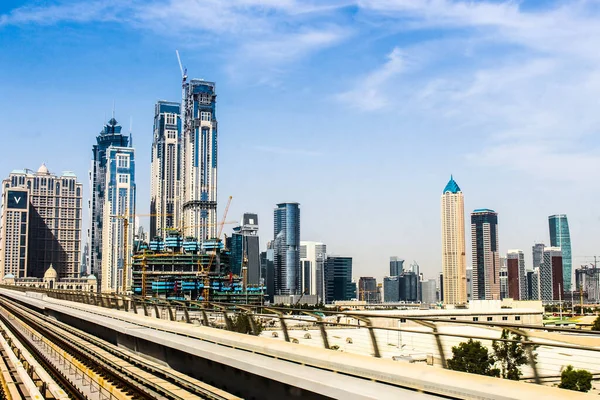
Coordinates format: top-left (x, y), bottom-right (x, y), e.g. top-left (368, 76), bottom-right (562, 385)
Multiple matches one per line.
top-left (470, 209), bottom-right (500, 300)
top-left (549, 214), bottom-right (572, 291)
top-left (389, 256), bottom-right (404, 276)
top-left (324, 256), bottom-right (353, 303)
top-left (273, 203), bottom-right (300, 295)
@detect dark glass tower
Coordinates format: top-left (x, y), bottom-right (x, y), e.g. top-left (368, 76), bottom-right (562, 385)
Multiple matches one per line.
top-left (549, 214), bottom-right (572, 291)
top-left (273, 203), bottom-right (300, 295)
top-left (324, 256), bottom-right (353, 303)
top-left (470, 209), bottom-right (500, 300)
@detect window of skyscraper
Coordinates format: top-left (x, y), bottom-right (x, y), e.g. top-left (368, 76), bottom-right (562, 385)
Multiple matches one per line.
top-left (117, 155), bottom-right (129, 168)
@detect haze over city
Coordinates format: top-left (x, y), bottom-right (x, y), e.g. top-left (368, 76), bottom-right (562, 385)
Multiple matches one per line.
top-left (1, 0), bottom-right (599, 281)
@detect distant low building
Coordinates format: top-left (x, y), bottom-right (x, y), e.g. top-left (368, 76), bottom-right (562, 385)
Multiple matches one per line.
top-left (2, 265), bottom-right (96, 292)
top-left (421, 279), bottom-right (437, 305)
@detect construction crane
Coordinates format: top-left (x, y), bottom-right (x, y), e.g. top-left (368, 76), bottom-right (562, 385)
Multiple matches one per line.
top-left (176, 49), bottom-right (187, 87)
top-left (110, 212), bottom-right (171, 294)
top-left (199, 196), bottom-right (232, 301)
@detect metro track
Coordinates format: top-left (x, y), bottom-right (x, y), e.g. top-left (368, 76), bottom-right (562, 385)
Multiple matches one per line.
top-left (0, 296), bottom-right (240, 400)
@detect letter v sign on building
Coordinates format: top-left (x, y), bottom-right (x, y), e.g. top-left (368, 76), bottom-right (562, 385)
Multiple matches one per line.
top-left (1, 187), bottom-right (29, 278)
top-left (7, 190), bottom-right (28, 209)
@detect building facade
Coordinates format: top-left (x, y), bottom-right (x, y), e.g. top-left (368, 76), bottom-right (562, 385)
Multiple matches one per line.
top-left (324, 256), bottom-right (353, 303)
top-left (470, 209), bottom-right (500, 300)
top-left (2, 265), bottom-right (96, 291)
top-left (150, 101), bottom-right (181, 239)
top-left (441, 176), bottom-right (467, 304)
top-left (273, 203), bottom-right (300, 296)
top-left (1, 166), bottom-right (82, 279)
top-left (300, 241), bottom-right (327, 301)
top-left (0, 187), bottom-right (29, 279)
top-left (90, 118), bottom-right (130, 286)
top-left (100, 146), bottom-right (136, 293)
top-left (229, 213), bottom-right (260, 285)
top-left (575, 265), bottom-right (600, 303)
top-left (383, 276), bottom-right (400, 302)
top-left (540, 247), bottom-right (563, 302)
top-left (466, 268), bottom-right (472, 301)
top-left (507, 250), bottom-right (526, 300)
top-left (358, 277), bottom-right (378, 302)
top-left (421, 279), bottom-right (437, 305)
top-left (399, 272), bottom-right (419, 302)
top-left (181, 79), bottom-right (218, 242)
top-left (549, 214), bottom-right (572, 291)
top-left (390, 256), bottom-right (404, 276)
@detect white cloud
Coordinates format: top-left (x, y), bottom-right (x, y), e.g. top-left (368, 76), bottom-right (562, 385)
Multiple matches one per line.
top-left (333, 1), bottom-right (600, 183)
top-left (336, 47), bottom-right (404, 110)
top-left (0, 0), bottom-right (351, 81)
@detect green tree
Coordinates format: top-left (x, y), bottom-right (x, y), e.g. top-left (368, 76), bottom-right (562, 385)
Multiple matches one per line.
top-left (492, 329), bottom-right (531, 380)
top-left (231, 314), bottom-right (263, 335)
top-left (447, 339), bottom-right (500, 377)
top-left (592, 316), bottom-right (600, 331)
top-left (559, 365), bottom-right (593, 392)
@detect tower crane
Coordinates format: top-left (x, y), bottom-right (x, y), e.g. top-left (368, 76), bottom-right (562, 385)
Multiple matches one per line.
top-left (110, 212), bottom-right (171, 294)
top-left (200, 196), bottom-right (232, 301)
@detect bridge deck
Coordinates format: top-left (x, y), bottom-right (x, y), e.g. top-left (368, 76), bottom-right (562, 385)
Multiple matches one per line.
top-left (1, 289), bottom-right (594, 400)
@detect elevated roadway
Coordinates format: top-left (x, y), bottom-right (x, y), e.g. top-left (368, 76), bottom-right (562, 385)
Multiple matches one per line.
top-left (0, 288), bottom-right (594, 400)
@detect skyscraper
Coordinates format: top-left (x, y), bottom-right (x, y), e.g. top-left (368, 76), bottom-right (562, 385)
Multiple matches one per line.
top-left (421, 279), bottom-right (437, 305)
top-left (324, 256), bottom-right (353, 303)
top-left (389, 257), bottom-right (404, 276)
top-left (100, 145), bottom-right (136, 293)
top-left (181, 79), bottom-right (218, 242)
top-left (549, 215), bottom-right (572, 291)
top-left (471, 209), bottom-right (500, 300)
top-left (273, 203), bottom-right (300, 295)
top-left (229, 213), bottom-right (260, 285)
top-left (300, 241), bottom-right (327, 301)
top-left (150, 101), bottom-right (181, 239)
top-left (507, 250), bottom-right (526, 300)
top-left (532, 242), bottom-right (545, 270)
top-left (0, 166), bottom-right (82, 279)
top-left (358, 277), bottom-right (378, 302)
top-left (260, 241), bottom-right (275, 302)
top-left (441, 176), bottom-right (467, 304)
top-left (383, 276), bottom-right (400, 302)
top-left (540, 247), bottom-right (563, 302)
top-left (90, 118), bottom-right (129, 286)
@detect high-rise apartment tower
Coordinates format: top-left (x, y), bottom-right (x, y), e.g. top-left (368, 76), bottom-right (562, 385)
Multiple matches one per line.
top-left (300, 241), bottom-right (327, 301)
top-left (181, 80), bottom-right (218, 242)
top-left (100, 142), bottom-right (136, 293)
top-left (273, 203), bottom-right (300, 295)
top-left (441, 176), bottom-right (467, 304)
top-left (90, 118), bottom-right (130, 287)
top-left (1, 165), bottom-right (82, 279)
top-left (150, 101), bottom-right (181, 239)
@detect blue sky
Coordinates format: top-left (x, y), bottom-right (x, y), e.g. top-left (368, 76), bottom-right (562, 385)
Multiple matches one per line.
top-left (1, 0), bottom-right (600, 282)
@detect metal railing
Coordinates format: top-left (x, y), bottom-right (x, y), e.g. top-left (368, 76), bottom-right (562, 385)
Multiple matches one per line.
top-left (4, 285), bottom-right (600, 385)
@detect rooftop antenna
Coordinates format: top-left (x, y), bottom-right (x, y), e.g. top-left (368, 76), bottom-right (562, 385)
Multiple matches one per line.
top-left (112, 100), bottom-right (115, 120)
top-left (129, 116), bottom-right (133, 147)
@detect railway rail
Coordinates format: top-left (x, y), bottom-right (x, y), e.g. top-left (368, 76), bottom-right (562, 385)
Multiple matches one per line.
top-left (0, 296), bottom-right (240, 400)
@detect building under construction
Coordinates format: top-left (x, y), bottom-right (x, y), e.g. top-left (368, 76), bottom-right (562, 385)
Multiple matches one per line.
top-left (131, 230), bottom-right (264, 304)
top-left (575, 264), bottom-right (600, 303)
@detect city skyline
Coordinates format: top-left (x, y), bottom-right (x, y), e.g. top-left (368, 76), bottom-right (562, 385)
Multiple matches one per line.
top-left (2, 1), bottom-right (600, 282)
